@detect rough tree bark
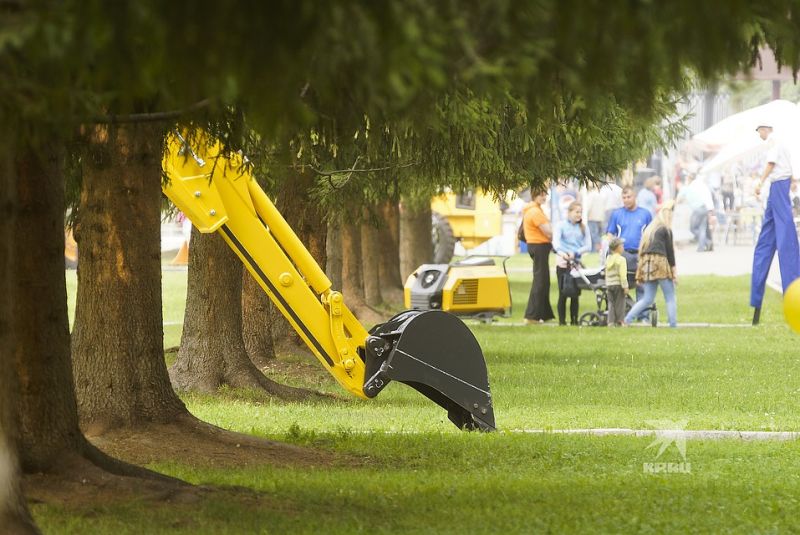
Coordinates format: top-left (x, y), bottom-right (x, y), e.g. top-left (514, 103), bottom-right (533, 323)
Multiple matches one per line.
top-left (71, 124), bottom-right (186, 431)
top-left (13, 144), bottom-right (169, 481)
top-left (265, 169), bottom-right (326, 353)
top-left (399, 201), bottom-right (433, 283)
top-left (15, 146), bottom-right (88, 470)
top-left (341, 221), bottom-right (364, 306)
top-left (342, 220), bottom-right (383, 325)
top-left (326, 220), bottom-right (343, 291)
top-left (241, 270), bottom-right (276, 369)
top-left (171, 229), bottom-right (310, 399)
top-left (377, 201), bottom-right (403, 303)
top-left (361, 209), bottom-right (383, 307)
top-left (0, 153), bottom-right (39, 534)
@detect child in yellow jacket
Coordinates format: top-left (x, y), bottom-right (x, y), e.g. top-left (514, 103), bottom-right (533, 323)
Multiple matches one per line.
top-left (605, 237), bottom-right (629, 326)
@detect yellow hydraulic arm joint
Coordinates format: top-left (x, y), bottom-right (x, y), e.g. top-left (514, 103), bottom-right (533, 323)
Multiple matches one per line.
top-left (162, 132), bottom-right (368, 398)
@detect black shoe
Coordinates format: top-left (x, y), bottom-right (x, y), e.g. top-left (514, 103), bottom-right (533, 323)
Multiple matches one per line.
top-left (752, 307), bottom-right (761, 326)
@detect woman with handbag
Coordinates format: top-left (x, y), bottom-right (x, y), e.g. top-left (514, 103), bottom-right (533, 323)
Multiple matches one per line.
top-left (553, 201), bottom-right (592, 325)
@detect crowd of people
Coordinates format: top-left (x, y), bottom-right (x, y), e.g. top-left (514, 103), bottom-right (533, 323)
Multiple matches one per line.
top-left (521, 180), bottom-right (678, 328)
top-left (673, 146), bottom-right (800, 254)
top-left (519, 119), bottom-right (800, 328)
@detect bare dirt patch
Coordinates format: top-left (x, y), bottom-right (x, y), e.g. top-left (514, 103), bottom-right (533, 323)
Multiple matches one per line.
top-left (26, 415), bottom-right (362, 512)
top-left (258, 354), bottom-right (335, 391)
top-left (25, 452), bottom-right (202, 511)
top-left (86, 415), bottom-right (343, 469)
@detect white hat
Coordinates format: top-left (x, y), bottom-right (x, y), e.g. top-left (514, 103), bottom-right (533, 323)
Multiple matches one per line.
top-left (755, 119), bottom-right (774, 131)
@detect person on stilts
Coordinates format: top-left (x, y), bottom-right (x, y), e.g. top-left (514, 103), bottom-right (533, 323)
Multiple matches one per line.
top-left (751, 121), bottom-right (800, 324)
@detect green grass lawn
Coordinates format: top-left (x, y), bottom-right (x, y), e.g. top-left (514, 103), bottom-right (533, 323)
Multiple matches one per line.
top-left (33, 434), bottom-right (800, 533)
top-left (44, 261), bottom-right (800, 533)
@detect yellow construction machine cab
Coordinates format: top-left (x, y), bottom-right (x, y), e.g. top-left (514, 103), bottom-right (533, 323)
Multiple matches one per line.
top-left (431, 189), bottom-right (503, 264)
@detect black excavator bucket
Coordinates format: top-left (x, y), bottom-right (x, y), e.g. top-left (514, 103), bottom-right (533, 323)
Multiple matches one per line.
top-left (363, 310), bottom-right (495, 431)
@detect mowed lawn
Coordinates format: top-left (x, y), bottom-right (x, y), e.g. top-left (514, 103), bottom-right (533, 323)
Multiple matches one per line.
top-left (43, 258), bottom-right (800, 533)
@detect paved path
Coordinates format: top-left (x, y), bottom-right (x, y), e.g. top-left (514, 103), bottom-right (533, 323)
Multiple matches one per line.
top-left (645, 242), bottom-right (782, 292)
top-left (499, 321), bottom-right (751, 328)
top-left (515, 428), bottom-right (800, 441)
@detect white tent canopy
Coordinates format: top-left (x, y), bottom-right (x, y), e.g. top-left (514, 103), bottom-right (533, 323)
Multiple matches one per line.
top-left (693, 99), bottom-right (800, 175)
top-left (699, 132), bottom-right (765, 174)
top-left (693, 99), bottom-right (800, 150)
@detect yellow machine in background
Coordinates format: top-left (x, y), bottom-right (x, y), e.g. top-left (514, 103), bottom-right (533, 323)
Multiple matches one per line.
top-left (430, 189), bottom-right (503, 264)
top-left (421, 190), bottom-right (512, 321)
top-left (404, 257), bottom-right (511, 322)
top-left (162, 131), bottom-right (496, 431)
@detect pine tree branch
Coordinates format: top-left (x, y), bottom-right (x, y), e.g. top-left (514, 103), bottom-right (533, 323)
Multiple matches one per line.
top-left (309, 160), bottom-right (416, 177)
top-left (89, 99), bottom-right (213, 124)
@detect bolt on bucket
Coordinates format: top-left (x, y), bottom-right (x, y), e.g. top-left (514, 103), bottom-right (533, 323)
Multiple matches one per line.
top-left (363, 310), bottom-right (495, 431)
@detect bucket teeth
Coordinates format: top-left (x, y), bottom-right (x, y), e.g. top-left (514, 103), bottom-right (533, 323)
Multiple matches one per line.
top-left (366, 310), bottom-right (496, 431)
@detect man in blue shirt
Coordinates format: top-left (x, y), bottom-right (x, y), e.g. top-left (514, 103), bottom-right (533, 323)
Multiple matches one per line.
top-left (606, 185), bottom-right (653, 316)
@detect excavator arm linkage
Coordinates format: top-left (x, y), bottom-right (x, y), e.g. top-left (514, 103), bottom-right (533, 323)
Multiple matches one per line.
top-left (162, 132), bottom-right (495, 431)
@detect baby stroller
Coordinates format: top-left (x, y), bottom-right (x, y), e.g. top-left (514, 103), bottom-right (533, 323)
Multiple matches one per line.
top-left (567, 259), bottom-right (658, 327)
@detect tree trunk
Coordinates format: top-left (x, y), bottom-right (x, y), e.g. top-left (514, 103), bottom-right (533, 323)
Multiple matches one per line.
top-left (172, 229), bottom-right (309, 398)
top-left (241, 269), bottom-right (276, 369)
top-left (0, 152), bottom-right (39, 534)
top-left (71, 124), bottom-right (186, 431)
top-left (341, 220), bottom-right (383, 325)
top-left (399, 200), bottom-right (433, 282)
top-left (172, 229), bottom-right (257, 391)
top-left (326, 220), bottom-right (343, 291)
top-left (13, 144), bottom-right (169, 483)
top-left (264, 169), bottom-right (325, 354)
top-left (377, 201), bottom-right (403, 303)
top-left (341, 221), bottom-right (365, 308)
top-left (10, 139), bottom-right (283, 493)
top-left (14, 146), bottom-right (85, 470)
top-left (361, 210), bottom-right (383, 307)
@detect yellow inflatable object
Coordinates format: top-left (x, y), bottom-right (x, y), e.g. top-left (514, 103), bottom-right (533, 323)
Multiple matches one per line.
top-left (785, 278), bottom-right (800, 333)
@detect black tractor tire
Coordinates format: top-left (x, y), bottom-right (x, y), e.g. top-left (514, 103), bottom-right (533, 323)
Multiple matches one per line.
top-left (432, 211), bottom-right (456, 264)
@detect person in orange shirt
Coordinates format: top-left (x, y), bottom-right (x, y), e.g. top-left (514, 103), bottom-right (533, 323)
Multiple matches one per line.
top-left (523, 186), bottom-right (555, 323)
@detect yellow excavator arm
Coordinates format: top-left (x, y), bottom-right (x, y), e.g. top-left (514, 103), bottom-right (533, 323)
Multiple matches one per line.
top-left (162, 131), bottom-right (495, 431)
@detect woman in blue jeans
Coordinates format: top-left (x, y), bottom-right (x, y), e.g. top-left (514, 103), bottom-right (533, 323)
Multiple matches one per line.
top-left (624, 201), bottom-right (678, 327)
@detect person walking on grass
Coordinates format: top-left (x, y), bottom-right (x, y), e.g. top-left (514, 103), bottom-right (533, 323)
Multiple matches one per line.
top-left (605, 237), bottom-right (629, 327)
top-left (553, 201), bottom-right (592, 325)
top-left (624, 201), bottom-right (678, 328)
top-left (523, 186), bottom-right (555, 324)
